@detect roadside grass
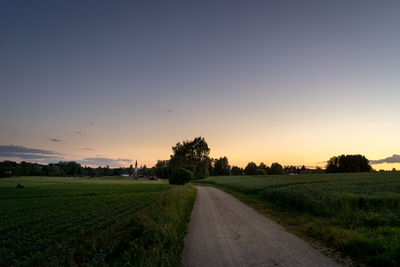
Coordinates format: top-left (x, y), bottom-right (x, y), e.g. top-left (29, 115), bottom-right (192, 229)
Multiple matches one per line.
top-left (0, 177), bottom-right (195, 266)
top-left (108, 184), bottom-right (196, 266)
top-left (196, 172), bottom-right (400, 266)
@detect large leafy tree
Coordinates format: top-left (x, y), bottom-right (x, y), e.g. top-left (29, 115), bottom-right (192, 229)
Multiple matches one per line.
top-left (213, 157), bottom-right (230, 176)
top-left (154, 160), bottom-right (171, 178)
top-left (231, 166), bottom-right (243, 175)
top-left (169, 137), bottom-right (211, 180)
top-left (244, 162), bottom-right (258, 175)
top-left (270, 162), bottom-right (284, 175)
top-left (326, 154), bottom-right (371, 173)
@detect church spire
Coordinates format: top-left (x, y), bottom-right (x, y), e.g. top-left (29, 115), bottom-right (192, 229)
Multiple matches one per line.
top-left (134, 160), bottom-right (138, 177)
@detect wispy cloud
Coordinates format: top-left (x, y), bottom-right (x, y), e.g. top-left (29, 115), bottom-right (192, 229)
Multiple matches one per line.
top-left (0, 145), bottom-right (63, 162)
top-left (74, 131), bottom-right (82, 135)
top-left (47, 138), bottom-right (62, 143)
top-left (0, 146), bottom-right (133, 167)
top-left (82, 147), bottom-right (94, 151)
top-left (79, 157), bottom-right (132, 168)
top-left (157, 108), bottom-right (173, 113)
top-left (370, 154), bottom-right (400, 164)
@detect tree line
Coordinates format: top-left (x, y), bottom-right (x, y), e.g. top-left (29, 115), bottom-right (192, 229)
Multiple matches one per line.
top-left (0, 160), bottom-right (154, 178)
top-left (159, 137), bottom-right (375, 184)
top-left (1, 137), bottom-right (375, 179)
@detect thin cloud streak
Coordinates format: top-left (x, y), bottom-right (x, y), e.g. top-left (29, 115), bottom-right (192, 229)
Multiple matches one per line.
top-left (0, 145), bottom-right (63, 162)
top-left (0, 145), bottom-right (131, 167)
top-left (48, 138), bottom-right (62, 143)
top-left (370, 154), bottom-right (400, 164)
top-left (157, 109), bottom-right (173, 113)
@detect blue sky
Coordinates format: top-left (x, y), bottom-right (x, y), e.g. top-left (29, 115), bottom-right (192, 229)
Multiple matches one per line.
top-left (1, 1), bottom-right (400, 168)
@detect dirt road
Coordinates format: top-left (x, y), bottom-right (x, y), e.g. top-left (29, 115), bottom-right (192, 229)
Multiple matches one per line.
top-left (181, 186), bottom-right (340, 267)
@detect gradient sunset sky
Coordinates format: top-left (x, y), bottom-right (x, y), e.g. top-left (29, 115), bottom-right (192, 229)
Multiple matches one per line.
top-left (1, 1), bottom-right (400, 169)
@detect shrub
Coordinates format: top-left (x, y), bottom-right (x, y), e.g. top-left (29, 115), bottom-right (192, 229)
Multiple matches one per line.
top-left (169, 168), bottom-right (194, 185)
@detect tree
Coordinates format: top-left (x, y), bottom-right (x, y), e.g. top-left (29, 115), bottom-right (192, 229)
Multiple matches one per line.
top-left (47, 164), bottom-right (61, 176)
top-left (258, 162), bottom-right (270, 174)
top-left (256, 169), bottom-right (267, 175)
top-left (128, 164), bottom-right (133, 176)
top-left (284, 165), bottom-right (301, 174)
top-left (141, 165), bottom-right (152, 176)
top-left (270, 163), bottom-right (284, 175)
top-left (169, 137), bottom-right (210, 180)
top-left (245, 162), bottom-right (258, 175)
top-left (154, 160), bottom-right (171, 178)
top-left (231, 166), bottom-right (243, 175)
top-left (169, 168), bottom-right (194, 185)
top-left (104, 165), bottom-right (112, 176)
top-left (326, 154), bottom-right (371, 173)
top-left (314, 166), bottom-right (324, 173)
top-left (213, 157), bottom-right (230, 176)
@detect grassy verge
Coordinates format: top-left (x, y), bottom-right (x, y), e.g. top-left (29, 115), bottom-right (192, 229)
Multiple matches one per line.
top-left (104, 184), bottom-right (196, 266)
top-left (195, 173), bottom-right (400, 266)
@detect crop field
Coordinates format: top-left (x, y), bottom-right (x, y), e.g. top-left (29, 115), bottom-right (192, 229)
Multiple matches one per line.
top-left (198, 172), bottom-right (400, 266)
top-left (0, 177), bottom-right (196, 266)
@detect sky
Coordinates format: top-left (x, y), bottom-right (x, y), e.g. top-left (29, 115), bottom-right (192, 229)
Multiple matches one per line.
top-left (1, 0), bottom-right (400, 169)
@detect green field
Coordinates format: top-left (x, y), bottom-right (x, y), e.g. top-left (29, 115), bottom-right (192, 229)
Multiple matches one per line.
top-left (0, 177), bottom-right (196, 266)
top-left (198, 172), bottom-right (400, 266)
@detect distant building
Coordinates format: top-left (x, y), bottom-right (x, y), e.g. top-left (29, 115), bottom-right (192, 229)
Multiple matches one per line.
top-left (134, 160), bottom-right (138, 177)
top-left (121, 173), bottom-right (129, 177)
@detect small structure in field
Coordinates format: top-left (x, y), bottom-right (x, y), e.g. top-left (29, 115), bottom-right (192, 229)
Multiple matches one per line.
top-left (16, 183), bottom-right (24, 188)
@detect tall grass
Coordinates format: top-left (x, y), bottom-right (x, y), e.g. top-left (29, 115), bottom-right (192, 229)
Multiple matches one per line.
top-left (108, 184), bottom-right (196, 266)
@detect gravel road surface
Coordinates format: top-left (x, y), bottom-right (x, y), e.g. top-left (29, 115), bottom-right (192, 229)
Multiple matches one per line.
top-left (181, 186), bottom-right (341, 267)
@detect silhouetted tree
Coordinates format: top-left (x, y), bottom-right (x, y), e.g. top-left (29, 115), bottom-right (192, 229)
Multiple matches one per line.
top-left (169, 137), bottom-right (210, 179)
top-left (284, 165), bottom-right (299, 174)
top-left (270, 162), bottom-right (284, 175)
top-left (154, 160), bottom-right (171, 178)
top-left (128, 164), bottom-right (133, 176)
top-left (169, 167), bottom-right (194, 185)
top-left (258, 162), bottom-right (270, 175)
top-left (326, 154), bottom-right (371, 173)
top-left (231, 166), bottom-right (243, 175)
top-left (245, 162), bottom-right (258, 175)
top-left (213, 157), bottom-right (230, 176)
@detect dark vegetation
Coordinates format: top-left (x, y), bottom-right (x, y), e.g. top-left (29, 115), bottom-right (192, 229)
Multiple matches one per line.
top-left (169, 168), bottom-right (194, 185)
top-left (169, 137), bottom-right (211, 180)
top-left (1, 139), bottom-right (374, 180)
top-left (0, 177), bottom-right (196, 266)
top-left (198, 173), bottom-right (400, 266)
top-left (326, 154), bottom-right (372, 173)
top-left (0, 160), bottom-right (155, 178)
